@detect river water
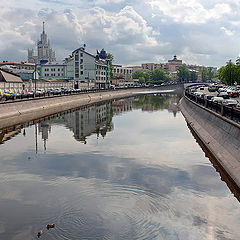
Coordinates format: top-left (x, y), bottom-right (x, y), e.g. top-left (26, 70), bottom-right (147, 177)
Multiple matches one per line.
top-left (0, 94), bottom-right (239, 240)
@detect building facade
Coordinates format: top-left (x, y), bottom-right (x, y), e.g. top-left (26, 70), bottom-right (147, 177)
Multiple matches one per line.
top-left (28, 22), bottom-right (56, 64)
top-left (112, 65), bottom-right (134, 86)
top-left (72, 47), bottom-right (110, 89)
top-left (37, 62), bottom-right (66, 80)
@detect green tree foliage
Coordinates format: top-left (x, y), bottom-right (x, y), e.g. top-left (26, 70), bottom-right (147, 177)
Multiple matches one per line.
top-left (132, 70), bottom-right (145, 80)
top-left (189, 71), bottom-right (198, 82)
top-left (201, 66), bottom-right (216, 82)
top-left (177, 64), bottom-right (190, 82)
top-left (132, 68), bottom-right (172, 84)
top-left (218, 59), bottom-right (240, 85)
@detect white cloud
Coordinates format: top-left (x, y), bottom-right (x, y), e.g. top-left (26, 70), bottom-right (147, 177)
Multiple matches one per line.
top-left (147, 0), bottom-right (231, 24)
top-left (220, 26), bottom-right (235, 36)
top-left (0, 0), bottom-right (240, 66)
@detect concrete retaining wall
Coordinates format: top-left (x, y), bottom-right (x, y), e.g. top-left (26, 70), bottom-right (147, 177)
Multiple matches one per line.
top-left (180, 96), bottom-right (240, 188)
top-left (0, 89), bottom-right (147, 130)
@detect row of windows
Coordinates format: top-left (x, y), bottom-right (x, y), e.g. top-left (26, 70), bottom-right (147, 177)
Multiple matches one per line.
top-left (44, 73), bottom-right (64, 77)
top-left (96, 71), bottom-right (106, 75)
top-left (44, 68), bottom-right (63, 72)
top-left (113, 68), bottom-right (132, 74)
top-left (96, 65), bottom-right (106, 70)
top-left (96, 77), bottom-right (106, 81)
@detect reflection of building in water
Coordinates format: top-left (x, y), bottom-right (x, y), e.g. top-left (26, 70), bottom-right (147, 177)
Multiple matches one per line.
top-left (37, 103), bottom-right (113, 146)
top-left (38, 122), bottom-right (51, 150)
top-left (112, 99), bottom-right (133, 115)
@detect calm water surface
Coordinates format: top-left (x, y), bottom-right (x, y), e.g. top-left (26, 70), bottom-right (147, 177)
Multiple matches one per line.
top-left (0, 94), bottom-right (240, 240)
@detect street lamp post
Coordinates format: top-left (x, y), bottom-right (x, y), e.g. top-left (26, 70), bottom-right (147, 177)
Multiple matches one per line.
top-left (34, 63), bottom-right (37, 91)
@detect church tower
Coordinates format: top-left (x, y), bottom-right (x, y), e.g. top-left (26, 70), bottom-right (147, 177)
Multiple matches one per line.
top-left (28, 22), bottom-right (56, 63)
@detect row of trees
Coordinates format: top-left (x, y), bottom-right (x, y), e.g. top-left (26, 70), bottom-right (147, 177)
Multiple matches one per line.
top-left (133, 64), bottom-right (217, 84)
top-left (132, 68), bottom-right (172, 84)
top-left (177, 65), bottom-right (198, 82)
top-left (177, 64), bottom-right (216, 83)
top-left (218, 58), bottom-right (240, 85)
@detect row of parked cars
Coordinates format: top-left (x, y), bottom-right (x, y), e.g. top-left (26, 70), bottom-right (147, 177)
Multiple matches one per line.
top-left (189, 86), bottom-right (240, 110)
top-left (0, 85), bottom-right (144, 101)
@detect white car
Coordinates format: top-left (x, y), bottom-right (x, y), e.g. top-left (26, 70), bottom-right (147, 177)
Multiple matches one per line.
top-left (212, 96), bottom-right (224, 103)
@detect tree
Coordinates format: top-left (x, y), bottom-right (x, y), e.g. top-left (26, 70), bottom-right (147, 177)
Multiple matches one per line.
top-left (218, 60), bottom-right (237, 85)
top-left (189, 71), bottom-right (198, 82)
top-left (177, 64), bottom-right (190, 82)
top-left (132, 70), bottom-right (146, 80)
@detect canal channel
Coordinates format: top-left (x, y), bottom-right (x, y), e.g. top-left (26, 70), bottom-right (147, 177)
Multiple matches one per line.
top-left (0, 93), bottom-right (239, 239)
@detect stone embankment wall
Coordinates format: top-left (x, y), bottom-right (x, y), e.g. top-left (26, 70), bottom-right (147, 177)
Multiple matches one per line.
top-left (180, 95), bottom-right (240, 188)
top-left (0, 89), bottom-right (146, 130)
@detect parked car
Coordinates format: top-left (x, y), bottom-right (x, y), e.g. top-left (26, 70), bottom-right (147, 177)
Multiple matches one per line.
top-left (227, 90), bottom-right (239, 98)
top-left (204, 95), bottom-right (214, 101)
top-left (217, 87), bottom-right (227, 93)
top-left (35, 89), bottom-right (44, 97)
top-left (53, 88), bottom-right (61, 95)
top-left (208, 87), bottom-right (216, 92)
top-left (3, 91), bottom-right (15, 100)
top-left (223, 99), bottom-right (238, 108)
top-left (27, 91), bottom-right (35, 98)
top-left (212, 96), bottom-right (224, 104)
top-left (217, 92), bottom-right (230, 99)
top-left (47, 89), bottom-right (54, 95)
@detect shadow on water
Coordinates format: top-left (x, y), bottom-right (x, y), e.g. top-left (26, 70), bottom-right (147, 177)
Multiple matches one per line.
top-left (187, 123), bottom-right (240, 202)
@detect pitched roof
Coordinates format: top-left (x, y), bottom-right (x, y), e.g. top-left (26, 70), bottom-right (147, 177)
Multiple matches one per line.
top-left (0, 69), bottom-right (23, 83)
top-left (72, 47), bottom-right (96, 58)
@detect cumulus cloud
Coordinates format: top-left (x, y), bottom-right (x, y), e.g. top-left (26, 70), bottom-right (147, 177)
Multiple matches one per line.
top-left (147, 0), bottom-right (231, 24)
top-left (0, 0), bottom-right (240, 67)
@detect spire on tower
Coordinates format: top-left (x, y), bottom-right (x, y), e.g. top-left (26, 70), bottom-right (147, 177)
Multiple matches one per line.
top-left (43, 21), bottom-right (45, 34)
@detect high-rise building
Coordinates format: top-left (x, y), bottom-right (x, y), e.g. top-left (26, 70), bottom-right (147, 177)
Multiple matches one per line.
top-left (28, 22), bottom-right (56, 63)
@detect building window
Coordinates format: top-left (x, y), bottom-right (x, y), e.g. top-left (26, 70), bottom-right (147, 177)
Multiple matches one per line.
top-left (75, 54), bottom-right (79, 61)
top-left (75, 74), bottom-right (79, 78)
top-left (80, 65), bottom-right (83, 69)
top-left (80, 59), bottom-right (83, 64)
top-left (58, 73), bottom-right (60, 76)
top-left (80, 71), bottom-right (83, 75)
top-left (80, 53), bottom-right (83, 57)
top-left (58, 68), bottom-right (60, 71)
top-left (75, 62), bottom-right (79, 67)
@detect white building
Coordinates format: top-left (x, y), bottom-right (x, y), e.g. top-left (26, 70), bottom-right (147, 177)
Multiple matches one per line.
top-left (37, 62), bottom-right (66, 80)
top-left (72, 47), bottom-right (110, 89)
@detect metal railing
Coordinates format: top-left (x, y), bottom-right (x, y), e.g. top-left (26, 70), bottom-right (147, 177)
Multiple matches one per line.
top-left (185, 90), bottom-right (240, 123)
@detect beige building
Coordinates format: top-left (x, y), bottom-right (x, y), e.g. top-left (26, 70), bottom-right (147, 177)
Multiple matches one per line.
top-left (167, 55), bottom-right (183, 72)
top-left (112, 65), bottom-right (134, 87)
top-left (142, 63), bottom-right (164, 72)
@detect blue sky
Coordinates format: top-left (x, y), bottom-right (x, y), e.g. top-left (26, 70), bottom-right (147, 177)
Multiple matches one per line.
top-left (0, 0), bottom-right (240, 67)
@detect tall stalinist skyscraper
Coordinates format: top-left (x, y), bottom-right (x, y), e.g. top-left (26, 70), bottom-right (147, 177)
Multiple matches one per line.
top-left (28, 22), bottom-right (56, 63)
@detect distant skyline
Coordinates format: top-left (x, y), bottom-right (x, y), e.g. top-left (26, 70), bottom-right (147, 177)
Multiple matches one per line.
top-left (0, 0), bottom-right (240, 67)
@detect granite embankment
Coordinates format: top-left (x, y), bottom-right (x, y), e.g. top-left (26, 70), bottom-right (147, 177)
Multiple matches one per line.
top-left (0, 89), bottom-right (146, 129)
top-left (180, 95), bottom-right (240, 188)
